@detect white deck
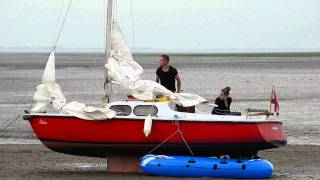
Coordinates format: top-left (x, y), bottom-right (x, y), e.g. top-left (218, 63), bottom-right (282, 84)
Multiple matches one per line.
top-left (26, 101), bottom-right (278, 123)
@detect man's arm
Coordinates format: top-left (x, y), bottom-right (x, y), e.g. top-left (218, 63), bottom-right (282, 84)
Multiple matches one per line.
top-left (156, 75), bottom-right (160, 83)
top-left (175, 74), bottom-right (181, 93)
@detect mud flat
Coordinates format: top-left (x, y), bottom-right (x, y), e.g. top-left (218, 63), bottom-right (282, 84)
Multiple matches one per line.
top-left (0, 144), bottom-right (319, 179)
top-left (0, 53), bottom-right (320, 179)
top-left (0, 53), bottom-right (320, 145)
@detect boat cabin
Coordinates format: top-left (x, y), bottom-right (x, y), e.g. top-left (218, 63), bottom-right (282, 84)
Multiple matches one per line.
top-left (106, 100), bottom-right (268, 122)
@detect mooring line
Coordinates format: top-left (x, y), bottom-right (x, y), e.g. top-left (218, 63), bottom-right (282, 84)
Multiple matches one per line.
top-left (146, 120), bottom-right (194, 156)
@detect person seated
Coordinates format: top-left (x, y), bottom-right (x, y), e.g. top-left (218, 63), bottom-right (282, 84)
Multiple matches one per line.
top-left (212, 87), bottom-right (232, 115)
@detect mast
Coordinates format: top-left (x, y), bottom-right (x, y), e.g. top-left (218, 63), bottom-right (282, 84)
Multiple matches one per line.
top-left (105, 0), bottom-right (113, 58)
top-left (103, 0), bottom-right (113, 104)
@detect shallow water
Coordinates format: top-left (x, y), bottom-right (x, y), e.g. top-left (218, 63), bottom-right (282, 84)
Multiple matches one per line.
top-left (0, 53), bottom-right (319, 145)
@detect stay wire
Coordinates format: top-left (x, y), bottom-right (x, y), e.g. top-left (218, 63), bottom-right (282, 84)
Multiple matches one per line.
top-left (0, 115), bottom-right (22, 135)
top-left (0, 101), bottom-right (34, 135)
top-left (52, 0), bottom-right (73, 51)
top-left (112, 0), bottom-right (118, 22)
top-left (51, 0), bottom-right (66, 50)
top-left (130, 0), bottom-right (135, 52)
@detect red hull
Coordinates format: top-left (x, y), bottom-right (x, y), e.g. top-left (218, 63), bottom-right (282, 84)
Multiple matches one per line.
top-left (25, 115), bottom-right (286, 157)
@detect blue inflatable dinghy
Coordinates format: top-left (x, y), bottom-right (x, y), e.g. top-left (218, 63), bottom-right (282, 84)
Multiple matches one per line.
top-left (140, 155), bottom-right (273, 179)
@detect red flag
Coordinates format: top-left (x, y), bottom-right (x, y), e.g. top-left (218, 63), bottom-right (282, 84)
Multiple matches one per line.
top-left (271, 89), bottom-right (280, 116)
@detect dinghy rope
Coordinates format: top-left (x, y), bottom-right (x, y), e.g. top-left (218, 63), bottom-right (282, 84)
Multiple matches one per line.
top-left (146, 120), bottom-right (194, 156)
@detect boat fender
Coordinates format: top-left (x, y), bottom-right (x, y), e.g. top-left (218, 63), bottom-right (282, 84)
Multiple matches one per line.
top-left (144, 114), bottom-right (153, 137)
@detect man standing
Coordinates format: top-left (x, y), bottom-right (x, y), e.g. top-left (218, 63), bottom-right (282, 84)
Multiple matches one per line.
top-left (156, 55), bottom-right (181, 93)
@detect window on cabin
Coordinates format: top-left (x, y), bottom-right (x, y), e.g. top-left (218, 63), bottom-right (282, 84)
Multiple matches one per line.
top-left (110, 105), bottom-right (132, 116)
top-left (133, 105), bottom-right (158, 116)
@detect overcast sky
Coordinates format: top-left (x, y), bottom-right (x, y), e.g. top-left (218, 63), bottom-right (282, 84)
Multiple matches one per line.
top-left (1, 0), bottom-right (320, 52)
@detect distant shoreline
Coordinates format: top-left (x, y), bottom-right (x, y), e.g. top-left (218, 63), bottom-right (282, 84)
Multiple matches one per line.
top-left (1, 51), bottom-right (320, 57)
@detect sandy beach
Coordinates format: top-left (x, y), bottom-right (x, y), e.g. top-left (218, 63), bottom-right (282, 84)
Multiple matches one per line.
top-left (0, 144), bottom-right (319, 179)
top-left (0, 53), bottom-right (320, 179)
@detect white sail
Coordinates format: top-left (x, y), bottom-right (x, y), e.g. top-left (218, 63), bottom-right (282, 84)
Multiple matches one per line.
top-left (31, 0), bottom-right (204, 121)
top-left (32, 52), bottom-right (66, 112)
top-left (105, 22), bottom-right (206, 107)
top-left (61, 101), bottom-right (116, 120)
top-left (31, 0), bottom-right (117, 120)
top-left (42, 51), bottom-right (56, 85)
top-left (105, 23), bottom-right (143, 86)
top-left (31, 52), bottom-right (116, 120)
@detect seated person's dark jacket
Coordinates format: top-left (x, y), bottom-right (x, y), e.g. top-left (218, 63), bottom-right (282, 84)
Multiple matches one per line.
top-left (212, 97), bottom-right (232, 115)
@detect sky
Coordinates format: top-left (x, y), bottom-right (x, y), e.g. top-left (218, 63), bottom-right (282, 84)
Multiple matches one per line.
top-left (1, 0), bottom-right (320, 53)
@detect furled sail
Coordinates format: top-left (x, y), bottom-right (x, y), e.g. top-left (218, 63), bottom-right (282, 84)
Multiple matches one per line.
top-left (105, 22), bottom-right (206, 107)
top-left (31, 52), bottom-right (116, 120)
top-left (32, 52), bottom-right (66, 112)
top-left (61, 101), bottom-right (116, 120)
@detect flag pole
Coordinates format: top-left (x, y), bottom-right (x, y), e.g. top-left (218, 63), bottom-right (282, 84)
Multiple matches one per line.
top-left (269, 86), bottom-right (274, 113)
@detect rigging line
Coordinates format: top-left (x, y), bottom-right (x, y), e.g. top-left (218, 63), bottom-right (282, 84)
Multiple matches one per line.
top-left (178, 129), bottom-right (194, 156)
top-left (130, 0), bottom-right (135, 52)
top-left (0, 101), bottom-right (33, 135)
top-left (0, 114), bottom-right (22, 135)
top-left (103, 0), bottom-right (107, 54)
top-left (174, 120), bottom-right (193, 155)
top-left (115, 0), bottom-right (118, 21)
top-left (146, 129), bottom-right (180, 155)
top-left (146, 120), bottom-right (194, 156)
top-left (51, 0), bottom-right (66, 50)
top-left (112, 0), bottom-right (117, 22)
top-left (52, 0), bottom-right (73, 51)
top-left (112, 0), bottom-right (114, 22)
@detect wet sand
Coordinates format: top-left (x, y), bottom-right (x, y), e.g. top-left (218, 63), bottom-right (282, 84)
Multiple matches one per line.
top-left (1, 53), bottom-right (320, 145)
top-left (0, 53), bottom-right (320, 179)
top-left (0, 144), bottom-right (319, 179)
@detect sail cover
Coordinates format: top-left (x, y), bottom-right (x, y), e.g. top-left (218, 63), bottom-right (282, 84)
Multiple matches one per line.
top-left (105, 22), bottom-right (206, 107)
top-left (31, 52), bottom-right (116, 120)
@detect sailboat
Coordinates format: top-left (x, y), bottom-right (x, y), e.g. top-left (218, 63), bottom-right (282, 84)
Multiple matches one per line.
top-left (23, 0), bottom-right (286, 158)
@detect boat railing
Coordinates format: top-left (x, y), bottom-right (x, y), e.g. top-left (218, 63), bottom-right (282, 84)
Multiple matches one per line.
top-left (246, 108), bottom-right (273, 117)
